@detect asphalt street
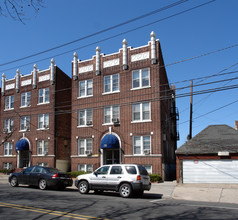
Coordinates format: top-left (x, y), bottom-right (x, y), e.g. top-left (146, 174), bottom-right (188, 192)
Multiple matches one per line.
top-left (1, 183), bottom-right (238, 219)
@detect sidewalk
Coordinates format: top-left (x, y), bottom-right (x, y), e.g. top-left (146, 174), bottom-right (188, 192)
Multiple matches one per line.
top-left (2, 173), bottom-right (238, 204)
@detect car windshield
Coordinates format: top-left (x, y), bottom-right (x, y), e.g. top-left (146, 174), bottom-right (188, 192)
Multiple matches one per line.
top-left (138, 165), bottom-right (148, 175)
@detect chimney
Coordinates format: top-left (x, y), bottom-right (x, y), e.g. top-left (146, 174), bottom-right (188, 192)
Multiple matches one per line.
top-left (235, 121), bottom-right (238, 130)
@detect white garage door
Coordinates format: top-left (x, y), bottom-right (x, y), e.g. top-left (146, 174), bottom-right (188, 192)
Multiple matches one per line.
top-left (183, 160), bottom-right (238, 183)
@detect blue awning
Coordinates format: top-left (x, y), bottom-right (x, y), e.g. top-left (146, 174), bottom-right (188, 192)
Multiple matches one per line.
top-left (15, 139), bottom-right (29, 151)
top-left (101, 134), bottom-right (119, 149)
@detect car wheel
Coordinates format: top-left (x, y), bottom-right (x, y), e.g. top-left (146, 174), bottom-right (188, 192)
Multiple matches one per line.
top-left (10, 176), bottom-right (18, 187)
top-left (119, 183), bottom-right (132, 198)
top-left (78, 181), bottom-right (89, 194)
top-left (38, 179), bottom-right (47, 190)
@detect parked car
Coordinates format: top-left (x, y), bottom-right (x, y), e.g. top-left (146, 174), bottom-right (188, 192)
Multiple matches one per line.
top-left (75, 164), bottom-right (151, 198)
top-left (9, 166), bottom-right (73, 190)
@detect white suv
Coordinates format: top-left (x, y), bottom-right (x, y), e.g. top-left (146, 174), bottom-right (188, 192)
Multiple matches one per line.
top-left (75, 164), bottom-right (151, 198)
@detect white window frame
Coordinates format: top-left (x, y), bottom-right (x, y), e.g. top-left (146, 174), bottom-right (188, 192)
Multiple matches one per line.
top-left (20, 116), bottom-right (30, 131)
top-left (78, 109), bottom-right (93, 127)
top-left (3, 162), bottom-right (12, 170)
top-left (38, 88), bottom-right (50, 104)
top-left (103, 105), bottom-right (120, 125)
top-left (5, 95), bottom-right (14, 110)
top-left (78, 79), bottom-right (93, 98)
top-left (78, 164), bottom-right (93, 172)
top-left (38, 114), bottom-right (49, 129)
top-left (133, 135), bottom-right (151, 155)
top-left (132, 68), bottom-right (150, 90)
top-left (37, 140), bottom-right (49, 156)
top-left (4, 118), bottom-right (14, 133)
top-left (132, 102), bottom-right (151, 122)
top-left (78, 139), bottom-right (92, 156)
top-left (21, 92), bottom-right (31, 107)
top-left (37, 163), bottom-right (48, 167)
top-left (4, 142), bottom-right (13, 156)
top-left (103, 74), bottom-right (119, 94)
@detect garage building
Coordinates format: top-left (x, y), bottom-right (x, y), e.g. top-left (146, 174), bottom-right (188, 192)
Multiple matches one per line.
top-left (176, 125), bottom-right (238, 183)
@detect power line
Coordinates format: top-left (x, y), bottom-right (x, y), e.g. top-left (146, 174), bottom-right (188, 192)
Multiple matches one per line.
top-left (0, 0), bottom-right (216, 72)
top-left (179, 98), bottom-right (238, 125)
top-left (0, 0), bottom-right (189, 68)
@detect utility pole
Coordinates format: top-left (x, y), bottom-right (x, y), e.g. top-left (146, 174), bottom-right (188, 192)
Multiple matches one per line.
top-left (188, 80), bottom-right (193, 140)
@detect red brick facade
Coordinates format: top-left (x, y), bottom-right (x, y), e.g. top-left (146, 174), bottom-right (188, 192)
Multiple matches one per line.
top-left (0, 62), bottom-right (71, 172)
top-left (71, 33), bottom-right (178, 180)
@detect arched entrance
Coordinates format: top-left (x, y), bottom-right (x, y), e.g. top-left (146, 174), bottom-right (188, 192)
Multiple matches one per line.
top-left (100, 134), bottom-right (121, 165)
top-left (15, 138), bottom-right (30, 168)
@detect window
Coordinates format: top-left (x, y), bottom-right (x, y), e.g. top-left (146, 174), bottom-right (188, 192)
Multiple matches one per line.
top-left (104, 74), bottom-right (119, 93)
top-left (37, 140), bottom-right (49, 155)
top-left (79, 79), bottom-right (93, 97)
top-left (110, 166), bottom-right (123, 175)
top-left (38, 88), bottom-right (49, 104)
top-left (3, 162), bottom-right (12, 170)
top-left (143, 165), bottom-right (152, 174)
top-left (132, 68), bottom-right (150, 89)
top-left (78, 139), bottom-right (92, 155)
top-left (5, 95), bottom-right (14, 110)
top-left (38, 114), bottom-right (49, 129)
top-left (78, 164), bottom-right (93, 172)
top-left (20, 116), bottom-right (30, 131)
top-left (78, 109), bottom-right (92, 126)
top-left (95, 166), bottom-right (110, 175)
top-left (125, 166), bottom-right (137, 174)
top-left (132, 102), bottom-right (150, 122)
top-left (21, 92), bottom-right (31, 107)
top-left (103, 105), bottom-right (119, 124)
top-left (37, 163), bottom-right (48, 167)
top-left (4, 119), bottom-right (13, 133)
top-left (4, 142), bottom-right (13, 156)
top-left (133, 136), bottom-right (151, 155)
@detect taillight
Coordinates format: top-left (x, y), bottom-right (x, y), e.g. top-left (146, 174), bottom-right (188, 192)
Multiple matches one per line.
top-left (137, 175), bottom-right (141, 181)
top-left (52, 173), bottom-right (59, 179)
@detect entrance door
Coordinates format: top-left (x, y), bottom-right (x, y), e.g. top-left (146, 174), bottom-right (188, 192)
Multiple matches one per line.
top-left (104, 149), bottom-right (120, 165)
top-left (19, 150), bottom-right (29, 168)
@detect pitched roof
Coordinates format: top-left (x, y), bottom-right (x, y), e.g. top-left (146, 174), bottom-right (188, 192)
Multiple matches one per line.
top-left (176, 125), bottom-right (238, 155)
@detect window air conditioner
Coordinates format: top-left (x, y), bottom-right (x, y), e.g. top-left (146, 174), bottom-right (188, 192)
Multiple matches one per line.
top-left (144, 149), bottom-right (150, 155)
top-left (85, 150), bottom-right (92, 156)
top-left (86, 121), bottom-right (92, 125)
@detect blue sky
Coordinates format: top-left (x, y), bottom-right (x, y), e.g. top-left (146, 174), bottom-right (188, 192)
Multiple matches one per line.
top-left (1, 0), bottom-right (238, 147)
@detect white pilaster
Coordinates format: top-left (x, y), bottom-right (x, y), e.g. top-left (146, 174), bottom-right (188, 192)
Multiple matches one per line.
top-left (96, 46), bottom-right (101, 75)
top-left (33, 64), bottom-right (37, 89)
top-left (73, 52), bottom-right (78, 80)
top-left (50, 58), bottom-right (55, 85)
top-left (122, 39), bottom-right (128, 70)
top-left (15, 69), bottom-right (20, 93)
top-left (150, 31), bottom-right (157, 64)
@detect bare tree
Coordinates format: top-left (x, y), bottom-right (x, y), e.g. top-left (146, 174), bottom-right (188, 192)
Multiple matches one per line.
top-left (0, 0), bottom-right (45, 24)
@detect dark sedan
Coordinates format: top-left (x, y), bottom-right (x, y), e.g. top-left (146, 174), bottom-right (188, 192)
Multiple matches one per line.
top-left (8, 166), bottom-right (73, 190)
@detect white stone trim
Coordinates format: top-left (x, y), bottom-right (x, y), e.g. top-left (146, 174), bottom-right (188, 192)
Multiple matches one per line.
top-left (103, 58), bottom-right (120, 68)
top-left (21, 79), bottom-right (32, 86)
top-left (131, 52), bottom-right (149, 62)
top-left (79, 65), bottom-right (94, 74)
top-left (6, 83), bottom-right (15, 90)
top-left (39, 74), bottom-right (50, 82)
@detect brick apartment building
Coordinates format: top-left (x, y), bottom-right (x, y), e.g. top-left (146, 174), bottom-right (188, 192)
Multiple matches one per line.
top-left (0, 59), bottom-right (71, 172)
top-left (71, 32), bottom-right (179, 180)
